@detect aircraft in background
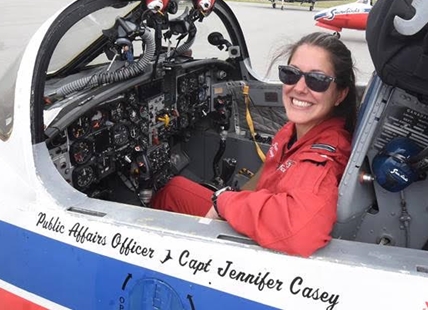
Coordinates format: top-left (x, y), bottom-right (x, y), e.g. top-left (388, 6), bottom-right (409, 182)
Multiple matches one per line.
top-left (269, 0), bottom-right (316, 11)
top-left (314, 0), bottom-right (372, 38)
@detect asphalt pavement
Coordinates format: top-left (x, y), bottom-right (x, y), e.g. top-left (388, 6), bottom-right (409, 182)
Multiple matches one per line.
top-left (0, 0), bottom-right (73, 78)
top-left (0, 0), bottom-right (373, 84)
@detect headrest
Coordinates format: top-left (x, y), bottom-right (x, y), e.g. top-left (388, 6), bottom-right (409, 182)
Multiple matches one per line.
top-left (366, 0), bottom-right (428, 97)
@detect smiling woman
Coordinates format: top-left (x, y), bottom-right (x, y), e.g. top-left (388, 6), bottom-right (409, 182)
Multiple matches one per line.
top-left (152, 32), bottom-right (358, 257)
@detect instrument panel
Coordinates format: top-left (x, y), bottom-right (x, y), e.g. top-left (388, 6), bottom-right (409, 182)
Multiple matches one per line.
top-left (47, 63), bottom-right (232, 204)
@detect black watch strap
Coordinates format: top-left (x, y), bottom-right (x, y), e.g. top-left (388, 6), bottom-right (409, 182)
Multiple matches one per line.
top-left (211, 186), bottom-right (232, 216)
top-left (212, 198), bottom-right (221, 216)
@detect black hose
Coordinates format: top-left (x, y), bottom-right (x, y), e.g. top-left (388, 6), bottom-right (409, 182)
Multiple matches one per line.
top-left (213, 139), bottom-right (226, 179)
top-left (54, 30), bottom-right (155, 99)
top-left (175, 23), bottom-right (196, 56)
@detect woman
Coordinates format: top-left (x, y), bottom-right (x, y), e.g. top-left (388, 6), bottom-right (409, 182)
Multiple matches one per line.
top-left (152, 32), bottom-right (357, 257)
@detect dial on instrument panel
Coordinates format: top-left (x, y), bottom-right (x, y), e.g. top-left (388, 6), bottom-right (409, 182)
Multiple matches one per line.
top-left (128, 108), bottom-right (140, 123)
top-left (129, 124), bottom-right (140, 139)
top-left (73, 165), bottom-right (95, 189)
top-left (112, 123), bottom-right (129, 146)
top-left (68, 115), bottom-right (91, 139)
top-left (110, 102), bottom-right (125, 122)
top-left (139, 106), bottom-right (149, 119)
top-left (178, 79), bottom-right (188, 94)
top-left (198, 72), bottom-right (205, 84)
top-left (50, 130), bottom-right (67, 147)
top-left (70, 139), bottom-right (93, 165)
top-left (91, 110), bottom-right (107, 129)
top-left (198, 87), bottom-right (207, 102)
top-left (179, 114), bottom-right (189, 129)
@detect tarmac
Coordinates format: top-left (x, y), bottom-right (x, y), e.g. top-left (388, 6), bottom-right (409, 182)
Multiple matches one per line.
top-left (0, 0), bottom-right (373, 85)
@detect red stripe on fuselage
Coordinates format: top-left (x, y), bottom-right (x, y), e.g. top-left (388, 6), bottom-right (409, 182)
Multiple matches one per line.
top-left (0, 287), bottom-right (47, 310)
top-left (317, 13), bottom-right (368, 30)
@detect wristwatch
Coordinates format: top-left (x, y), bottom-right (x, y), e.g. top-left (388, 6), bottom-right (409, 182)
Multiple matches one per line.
top-left (211, 186), bottom-right (233, 217)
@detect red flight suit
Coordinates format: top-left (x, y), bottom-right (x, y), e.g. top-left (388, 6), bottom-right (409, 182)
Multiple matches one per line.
top-left (151, 117), bottom-right (351, 257)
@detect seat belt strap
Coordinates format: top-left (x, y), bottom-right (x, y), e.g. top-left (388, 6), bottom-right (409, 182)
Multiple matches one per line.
top-left (243, 85), bottom-right (266, 162)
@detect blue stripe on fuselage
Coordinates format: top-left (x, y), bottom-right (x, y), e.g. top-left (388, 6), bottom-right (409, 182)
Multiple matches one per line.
top-left (0, 220), bottom-right (278, 310)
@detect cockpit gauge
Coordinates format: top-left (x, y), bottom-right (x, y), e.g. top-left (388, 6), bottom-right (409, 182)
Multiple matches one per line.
top-left (112, 124), bottom-right (129, 146)
top-left (198, 72), bottom-right (206, 84)
top-left (178, 78), bottom-right (188, 94)
top-left (68, 115), bottom-right (91, 139)
top-left (128, 108), bottom-right (139, 123)
top-left (91, 110), bottom-right (106, 129)
top-left (70, 139), bottom-right (93, 165)
top-left (129, 124), bottom-right (140, 139)
top-left (198, 87), bottom-right (207, 102)
top-left (179, 113), bottom-right (189, 129)
top-left (50, 130), bottom-right (67, 148)
top-left (73, 165), bottom-right (95, 189)
top-left (140, 121), bottom-right (149, 133)
top-left (139, 106), bottom-right (149, 119)
top-left (128, 92), bottom-right (138, 105)
top-left (189, 76), bottom-right (198, 90)
top-left (110, 102), bottom-right (125, 122)
top-left (177, 96), bottom-right (189, 113)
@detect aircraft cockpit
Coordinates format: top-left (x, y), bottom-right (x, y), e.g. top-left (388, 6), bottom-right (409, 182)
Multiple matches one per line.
top-left (40, 0), bottom-right (280, 208)
top-left (35, 0), bottom-right (428, 255)
top-left (2, 0), bottom-right (428, 307)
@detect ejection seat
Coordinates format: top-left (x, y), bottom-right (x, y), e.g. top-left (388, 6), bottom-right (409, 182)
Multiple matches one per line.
top-left (333, 0), bottom-right (428, 250)
top-left (333, 74), bottom-right (428, 250)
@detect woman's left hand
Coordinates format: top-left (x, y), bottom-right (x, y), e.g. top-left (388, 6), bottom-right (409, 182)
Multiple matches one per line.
top-left (205, 206), bottom-right (222, 220)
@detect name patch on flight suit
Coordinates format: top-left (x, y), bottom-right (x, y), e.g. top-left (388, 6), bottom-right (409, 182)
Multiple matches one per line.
top-left (310, 143), bottom-right (336, 153)
top-left (277, 160), bottom-right (296, 173)
top-left (268, 142), bottom-right (279, 158)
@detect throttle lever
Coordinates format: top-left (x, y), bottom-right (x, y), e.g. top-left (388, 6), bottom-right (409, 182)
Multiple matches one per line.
top-left (220, 158), bottom-right (237, 186)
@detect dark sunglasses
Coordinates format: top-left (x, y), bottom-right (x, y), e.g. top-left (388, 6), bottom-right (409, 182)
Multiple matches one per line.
top-left (278, 65), bottom-right (337, 92)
